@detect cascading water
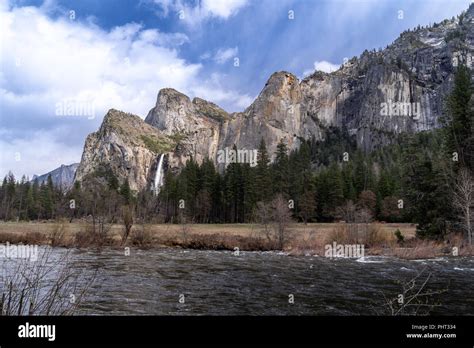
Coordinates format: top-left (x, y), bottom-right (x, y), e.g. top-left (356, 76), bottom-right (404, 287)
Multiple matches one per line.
top-left (153, 154), bottom-right (165, 195)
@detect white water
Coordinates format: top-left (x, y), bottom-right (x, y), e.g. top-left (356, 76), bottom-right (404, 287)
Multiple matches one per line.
top-left (153, 154), bottom-right (165, 195)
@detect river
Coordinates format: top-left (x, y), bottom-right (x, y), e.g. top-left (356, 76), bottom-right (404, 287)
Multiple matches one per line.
top-left (2, 247), bottom-right (474, 315)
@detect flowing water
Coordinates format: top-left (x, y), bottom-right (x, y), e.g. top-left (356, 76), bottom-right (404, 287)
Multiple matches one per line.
top-left (8, 248), bottom-right (471, 315)
top-left (153, 153), bottom-right (165, 195)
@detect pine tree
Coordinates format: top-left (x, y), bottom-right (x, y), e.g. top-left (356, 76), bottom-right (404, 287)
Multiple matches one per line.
top-left (353, 151), bottom-right (367, 194)
top-left (17, 177), bottom-right (29, 220)
top-left (402, 135), bottom-right (450, 239)
top-left (255, 139), bottom-right (272, 202)
top-left (242, 163), bottom-right (257, 221)
top-left (199, 158), bottom-right (217, 193)
top-left (317, 164), bottom-right (344, 220)
top-left (299, 190), bottom-right (316, 223)
top-left (4, 172), bottom-right (16, 220)
top-left (326, 163), bottom-right (344, 219)
top-left (25, 184), bottom-right (36, 220)
top-left (160, 170), bottom-right (179, 222)
top-left (224, 159), bottom-right (242, 222)
top-left (120, 179), bottom-right (132, 205)
top-left (289, 140), bottom-right (313, 218)
top-left (342, 162), bottom-right (356, 201)
top-left (272, 139), bottom-right (290, 195)
top-left (377, 170), bottom-right (395, 198)
top-left (39, 182), bottom-right (53, 219)
top-left (182, 158), bottom-right (199, 217)
top-left (0, 176), bottom-right (7, 220)
top-left (211, 173), bottom-right (224, 222)
top-left (46, 175), bottom-right (56, 219)
top-left (442, 65), bottom-right (473, 172)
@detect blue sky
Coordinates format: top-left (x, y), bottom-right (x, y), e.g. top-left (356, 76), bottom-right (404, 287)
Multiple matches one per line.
top-left (0, 0), bottom-right (472, 178)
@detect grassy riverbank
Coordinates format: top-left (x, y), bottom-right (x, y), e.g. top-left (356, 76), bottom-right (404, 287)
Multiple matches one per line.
top-left (0, 221), bottom-right (471, 259)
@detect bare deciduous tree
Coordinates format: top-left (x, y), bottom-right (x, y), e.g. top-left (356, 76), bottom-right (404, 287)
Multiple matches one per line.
top-left (121, 205), bottom-right (134, 246)
top-left (178, 209), bottom-right (192, 243)
top-left (255, 201), bottom-right (272, 242)
top-left (272, 194), bottom-right (292, 250)
top-left (0, 248), bottom-right (97, 315)
top-left (336, 201), bottom-right (373, 243)
top-left (375, 268), bottom-right (447, 316)
top-left (299, 190), bottom-right (316, 224)
top-left (452, 169), bottom-right (473, 245)
top-left (256, 194), bottom-right (293, 250)
top-left (380, 196), bottom-right (402, 221)
top-left (336, 200), bottom-right (357, 223)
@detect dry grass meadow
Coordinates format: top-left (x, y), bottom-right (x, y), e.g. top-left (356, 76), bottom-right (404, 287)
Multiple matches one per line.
top-left (1, 221), bottom-right (472, 258)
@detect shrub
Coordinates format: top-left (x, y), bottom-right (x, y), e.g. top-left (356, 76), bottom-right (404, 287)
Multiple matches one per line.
top-left (49, 221), bottom-right (68, 247)
top-left (130, 225), bottom-right (153, 248)
top-left (394, 229), bottom-right (404, 244)
top-left (74, 223), bottom-right (112, 249)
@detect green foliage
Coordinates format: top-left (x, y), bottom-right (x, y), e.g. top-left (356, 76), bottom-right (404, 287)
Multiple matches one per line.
top-left (394, 229), bottom-right (404, 244)
top-left (445, 30), bottom-right (465, 42)
top-left (441, 65), bottom-right (473, 172)
top-left (168, 132), bottom-right (187, 144)
top-left (255, 139), bottom-right (272, 202)
top-left (120, 179), bottom-right (133, 204)
top-left (272, 139), bottom-right (290, 195)
top-left (309, 127), bottom-right (357, 166)
top-left (140, 135), bottom-right (174, 154)
top-left (401, 131), bottom-right (451, 239)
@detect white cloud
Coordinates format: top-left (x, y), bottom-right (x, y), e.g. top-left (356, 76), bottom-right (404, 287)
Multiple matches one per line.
top-left (153, 0), bottom-right (249, 27)
top-left (213, 47), bottom-right (238, 64)
top-left (314, 60), bottom-right (341, 73)
top-left (199, 51), bottom-right (212, 60)
top-left (0, 3), bottom-right (252, 178)
top-left (302, 60), bottom-right (341, 76)
top-left (201, 0), bottom-right (248, 18)
top-left (0, 131), bottom-right (83, 180)
top-left (139, 29), bottom-right (190, 46)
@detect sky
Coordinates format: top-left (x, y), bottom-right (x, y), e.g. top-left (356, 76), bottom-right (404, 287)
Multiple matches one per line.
top-left (0, 0), bottom-right (472, 179)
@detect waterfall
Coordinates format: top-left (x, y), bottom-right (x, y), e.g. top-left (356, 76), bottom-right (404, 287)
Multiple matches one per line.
top-left (153, 154), bottom-right (165, 195)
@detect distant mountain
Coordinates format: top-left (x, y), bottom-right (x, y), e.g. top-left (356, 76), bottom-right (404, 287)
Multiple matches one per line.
top-left (75, 4), bottom-right (474, 192)
top-left (33, 163), bottom-right (79, 190)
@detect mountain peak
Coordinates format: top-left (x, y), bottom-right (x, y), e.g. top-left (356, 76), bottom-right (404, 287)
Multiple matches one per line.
top-left (33, 163), bottom-right (79, 190)
top-left (265, 71), bottom-right (299, 87)
top-left (101, 109), bottom-right (145, 134)
top-left (157, 88), bottom-right (190, 100)
top-left (247, 71), bottom-right (301, 116)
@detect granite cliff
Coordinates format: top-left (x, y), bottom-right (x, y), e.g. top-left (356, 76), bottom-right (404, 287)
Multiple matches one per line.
top-left (75, 5), bottom-right (474, 191)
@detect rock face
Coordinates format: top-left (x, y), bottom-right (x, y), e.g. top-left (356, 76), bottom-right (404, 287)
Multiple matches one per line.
top-left (224, 6), bottom-right (474, 154)
top-left (145, 89), bottom-right (228, 170)
top-left (299, 4), bottom-right (474, 151)
top-left (75, 5), bottom-right (474, 191)
top-left (219, 72), bottom-right (309, 160)
top-left (33, 163), bottom-right (79, 190)
top-left (75, 109), bottom-right (176, 192)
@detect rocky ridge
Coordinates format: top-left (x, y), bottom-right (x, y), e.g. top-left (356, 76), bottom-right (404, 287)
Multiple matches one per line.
top-left (74, 5), bottom-right (474, 191)
top-left (33, 163), bottom-right (79, 190)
